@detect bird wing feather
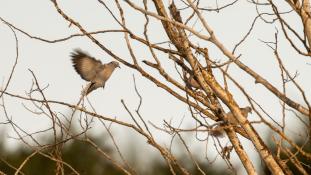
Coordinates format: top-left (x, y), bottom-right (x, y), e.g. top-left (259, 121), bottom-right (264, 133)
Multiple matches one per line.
top-left (71, 49), bottom-right (102, 82)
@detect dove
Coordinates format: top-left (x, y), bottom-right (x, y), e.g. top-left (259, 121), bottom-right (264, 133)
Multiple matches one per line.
top-left (71, 49), bottom-right (120, 95)
top-left (210, 107), bottom-right (252, 137)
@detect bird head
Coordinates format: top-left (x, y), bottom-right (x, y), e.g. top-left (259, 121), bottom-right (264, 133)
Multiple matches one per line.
top-left (243, 106), bottom-right (252, 114)
top-left (110, 61), bottom-right (120, 68)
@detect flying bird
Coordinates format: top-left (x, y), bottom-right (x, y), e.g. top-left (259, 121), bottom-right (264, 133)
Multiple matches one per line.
top-left (71, 49), bottom-right (120, 95)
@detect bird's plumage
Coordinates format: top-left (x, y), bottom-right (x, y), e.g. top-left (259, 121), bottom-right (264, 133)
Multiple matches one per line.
top-left (226, 107), bottom-right (252, 126)
top-left (71, 50), bottom-right (102, 81)
top-left (210, 107), bottom-right (252, 137)
top-left (71, 49), bottom-right (120, 95)
top-left (185, 74), bottom-right (201, 89)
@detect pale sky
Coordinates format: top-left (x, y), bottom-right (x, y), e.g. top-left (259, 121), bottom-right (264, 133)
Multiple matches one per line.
top-left (1, 0), bottom-right (310, 174)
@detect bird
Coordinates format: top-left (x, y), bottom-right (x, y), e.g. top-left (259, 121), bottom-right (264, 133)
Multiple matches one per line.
top-left (71, 49), bottom-right (120, 95)
top-left (210, 107), bottom-right (252, 137)
top-left (185, 74), bottom-right (201, 90)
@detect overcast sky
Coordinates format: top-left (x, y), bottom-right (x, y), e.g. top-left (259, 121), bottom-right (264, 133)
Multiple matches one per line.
top-left (1, 0), bottom-right (310, 174)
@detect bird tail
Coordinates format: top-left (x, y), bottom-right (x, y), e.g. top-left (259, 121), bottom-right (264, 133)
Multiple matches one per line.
top-left (82, 83), bottom-right (96, 96)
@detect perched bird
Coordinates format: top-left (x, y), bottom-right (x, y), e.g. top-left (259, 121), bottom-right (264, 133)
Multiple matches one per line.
top-left (210, 107), bottom-right (252, 137)
top-left (185, 74), bottom-right (201, 90)
top-left (71, 49), bottom-right (120, 95)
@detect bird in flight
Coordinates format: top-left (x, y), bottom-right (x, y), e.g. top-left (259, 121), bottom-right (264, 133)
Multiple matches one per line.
top-left (71, 49), bottom-right (120, 95)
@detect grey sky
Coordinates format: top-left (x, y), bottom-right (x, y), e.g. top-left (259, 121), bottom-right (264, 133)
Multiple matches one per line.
top-left (1, 0), bottom-right (310, 174)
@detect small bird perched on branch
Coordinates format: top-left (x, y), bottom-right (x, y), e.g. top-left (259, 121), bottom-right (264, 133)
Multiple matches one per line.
top-left (71, 49), bottom-right (120, 95)
top-left (184, 74), bottom-right (201, 90)
top-left (210, 107), bottom-right (252, 137)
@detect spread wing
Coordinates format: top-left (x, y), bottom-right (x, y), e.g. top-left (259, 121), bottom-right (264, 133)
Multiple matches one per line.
top-left (71, 49), bottom-right (102, 81)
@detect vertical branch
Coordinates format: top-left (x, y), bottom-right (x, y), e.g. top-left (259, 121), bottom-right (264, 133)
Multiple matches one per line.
top-left (0, 18), bottom-right (19, 98)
